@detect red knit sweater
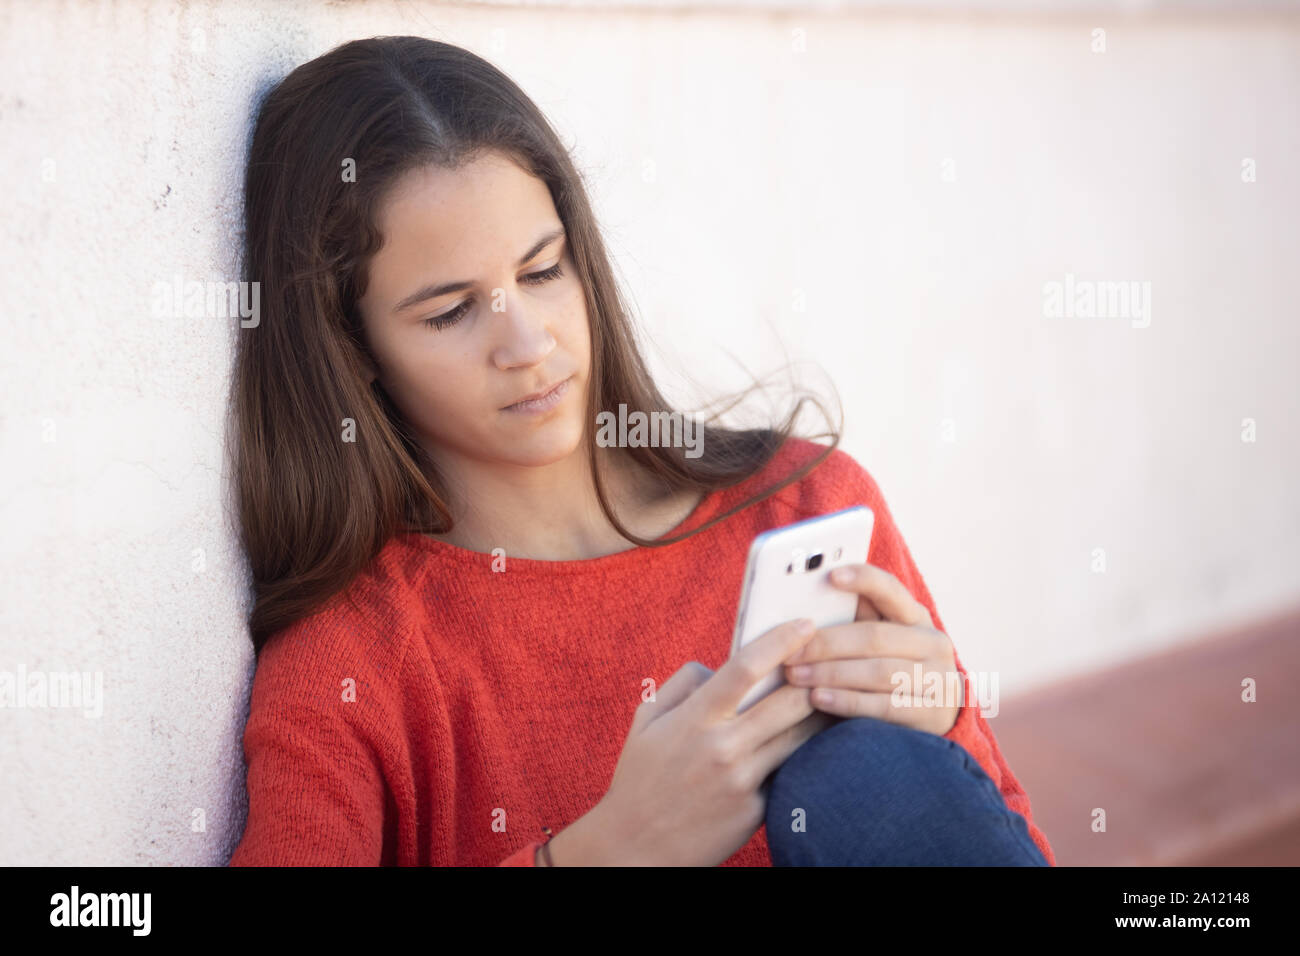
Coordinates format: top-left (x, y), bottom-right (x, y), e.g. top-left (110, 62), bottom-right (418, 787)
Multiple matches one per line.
top-left (228, 438), bottom-right (1055, 866)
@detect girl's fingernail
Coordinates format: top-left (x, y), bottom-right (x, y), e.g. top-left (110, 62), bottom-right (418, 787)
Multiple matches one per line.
top-left (831, 568), bottom-right (852, 583)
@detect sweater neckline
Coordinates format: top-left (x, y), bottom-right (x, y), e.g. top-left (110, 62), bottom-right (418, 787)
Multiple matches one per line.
top-left (395, 483), bottom-right (730, 576)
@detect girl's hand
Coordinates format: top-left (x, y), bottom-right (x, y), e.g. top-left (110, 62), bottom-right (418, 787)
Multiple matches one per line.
top-left (781, 563), bottom-right (964, 736)
top-left (584, 617), bottom-right (831, 866)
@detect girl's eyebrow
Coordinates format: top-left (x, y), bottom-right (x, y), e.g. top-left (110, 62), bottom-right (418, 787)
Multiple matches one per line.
top-left (391, 227), bottom-right (566, 314)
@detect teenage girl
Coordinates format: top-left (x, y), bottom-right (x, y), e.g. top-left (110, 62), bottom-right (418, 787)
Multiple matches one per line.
top-left (227, 36), bottom-right (1053, 867)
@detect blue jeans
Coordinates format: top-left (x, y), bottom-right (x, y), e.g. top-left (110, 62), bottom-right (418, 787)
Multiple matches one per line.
top-left (764, 716), bottom-right (1049, 866)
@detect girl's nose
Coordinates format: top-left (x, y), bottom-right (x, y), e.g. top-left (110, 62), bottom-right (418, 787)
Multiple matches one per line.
top-left (493, 300), bottom-right (556, 368)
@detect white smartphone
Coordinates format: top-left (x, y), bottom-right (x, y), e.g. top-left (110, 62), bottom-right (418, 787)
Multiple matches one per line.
top-left (727, 505), bottom-right (875, 714)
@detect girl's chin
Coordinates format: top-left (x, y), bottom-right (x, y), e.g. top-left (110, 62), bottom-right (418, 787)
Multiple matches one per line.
top-left (492, 424), bottom-right (584, 462)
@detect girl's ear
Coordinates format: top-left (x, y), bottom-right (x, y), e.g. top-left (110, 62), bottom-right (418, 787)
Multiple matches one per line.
top-left (359, 351), bottom-right (379, 384)
top-left (353, 309), bottom-right (380, 383)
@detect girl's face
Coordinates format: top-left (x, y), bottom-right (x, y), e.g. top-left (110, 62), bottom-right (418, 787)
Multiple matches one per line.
top-left (357, 151), bottom-right (591, 471)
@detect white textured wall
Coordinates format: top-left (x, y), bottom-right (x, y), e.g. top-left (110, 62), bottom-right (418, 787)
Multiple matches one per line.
top-left (1, 0), bottom-right (1296, 864)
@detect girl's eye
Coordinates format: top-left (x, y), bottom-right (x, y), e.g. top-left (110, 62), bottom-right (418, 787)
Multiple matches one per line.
top-left (422, 299), bottom-right (471, 331)
top-left (420, 261), bottom-right (566, 331)
top-left (520, 261), bottom-right (565, 286)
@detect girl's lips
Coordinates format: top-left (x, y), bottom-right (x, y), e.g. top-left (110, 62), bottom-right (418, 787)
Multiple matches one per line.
top-left (503, 375), bottom-right (571, 413)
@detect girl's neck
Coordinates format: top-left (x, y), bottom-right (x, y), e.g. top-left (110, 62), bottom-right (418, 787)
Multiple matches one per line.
top-left (423, 449), bottom-right (703, 561)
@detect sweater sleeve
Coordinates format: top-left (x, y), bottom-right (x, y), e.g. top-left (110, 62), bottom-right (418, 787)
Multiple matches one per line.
top-left (836, 451), bottom-right (1058, 866)
top-left (230, 609), bottom-right (556, 867)
top-left (228, 617), bottom-right (400, 867)
top-left (499, 841), bottom-right (543, 866)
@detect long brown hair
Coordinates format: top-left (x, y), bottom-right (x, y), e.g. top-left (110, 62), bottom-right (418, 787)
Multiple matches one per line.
top-left (229, 36), bottom-right (842, 655)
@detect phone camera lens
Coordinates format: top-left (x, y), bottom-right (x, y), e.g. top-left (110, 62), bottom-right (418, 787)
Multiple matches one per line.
top-left (806, 552), bottom-right (823, 571)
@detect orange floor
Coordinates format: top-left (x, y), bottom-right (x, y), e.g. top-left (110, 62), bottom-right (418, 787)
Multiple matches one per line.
top-left (986, 604), bottom-right (1300, 866)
